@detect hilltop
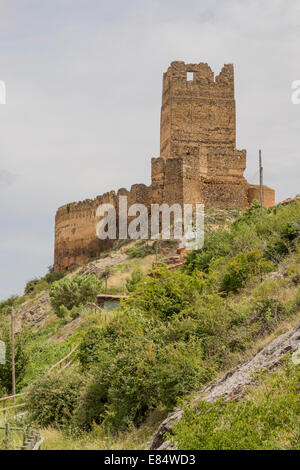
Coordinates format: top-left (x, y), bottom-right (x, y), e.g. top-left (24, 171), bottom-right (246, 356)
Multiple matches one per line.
top-left (0, 201), bottom-right (299, 450)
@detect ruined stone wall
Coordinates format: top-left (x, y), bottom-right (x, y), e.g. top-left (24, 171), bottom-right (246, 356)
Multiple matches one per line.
top-left (54, 61), bottom-right (275, 271)
top-left (54, 184), bottom-right (151, 271)
top-left (247, 185), bottom-right (275, 208)
top-left (160, 62), bottom-right (236, 158)
top-left (150, 153), bottom-right (249, 209)
top-left (54, 193), bottom-right (115, 272)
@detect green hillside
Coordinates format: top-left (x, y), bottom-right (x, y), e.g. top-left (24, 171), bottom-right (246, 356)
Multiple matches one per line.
top-left (0, 200), bottom-right (299, 450)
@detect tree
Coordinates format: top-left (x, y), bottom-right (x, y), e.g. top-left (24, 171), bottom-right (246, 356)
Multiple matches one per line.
top-left (220, 250), bottom-right (274, 294)
top-left (126, 268), bottom-right (145, 293)
top-left (101, 267), bottom-right (112, 294)
top-left (49, 275), bottom-right (103, 317)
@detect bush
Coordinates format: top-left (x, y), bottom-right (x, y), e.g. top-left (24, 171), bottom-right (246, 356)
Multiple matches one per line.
top-left (44, 266), bottom-right (65, 284)
top-left (75, 311), bottom-right (210, 431)
top-left (26, 371), bottom-right (84, 428)
top-left (0, 296), bottom-right (18, 318)
top-left (125, 268), bottom-right (145, 293)
top-left (77, 327), bottom-right (104, 369)
top-left (127, 241), bottom-right (156, 258)
top-left (125, 265), bottom-right (205, 320)
top-left (185, 230), bottom-right (234, 274)
top-left (24, 267), bottom-right (65, 297)
top-left (220, 250), bottom-right (274, 294)
top-left (49, 275), bottom-right (103, 317)
top-left (185, 201), bottom-right (300, 274)
top-left (24, 278), bottom-right (40, 295)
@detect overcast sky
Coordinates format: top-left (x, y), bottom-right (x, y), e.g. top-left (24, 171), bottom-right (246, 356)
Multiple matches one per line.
top-left (0, 0), bottom-right (299, 300)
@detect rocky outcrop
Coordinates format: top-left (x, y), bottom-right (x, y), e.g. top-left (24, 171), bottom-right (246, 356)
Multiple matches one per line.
top-left (148, 320), bottom-right (300, 450)
top-left (77, 252), bottom-right (128, 277)
top-left (15, 291), bottom-right (50, 331)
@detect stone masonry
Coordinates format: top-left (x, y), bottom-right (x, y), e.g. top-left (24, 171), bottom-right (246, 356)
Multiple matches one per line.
top-left (54, 61), bottom-right (275, 272)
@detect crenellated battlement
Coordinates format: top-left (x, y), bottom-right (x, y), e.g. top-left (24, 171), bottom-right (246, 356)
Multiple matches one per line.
top-left (160, 62), bottom-right (236, 159)
top-left (162, 62), bottom-right (234, 98)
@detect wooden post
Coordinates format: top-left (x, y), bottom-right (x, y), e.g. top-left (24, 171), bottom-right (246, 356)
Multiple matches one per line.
top-left (155, 239), bottom-right (160, 263)
top-left (5, 423), bottom-right (9, 450)
top-left (259, 149), bottom-right (264, 211)
top-left (11, 308), bottom-right (16, 401)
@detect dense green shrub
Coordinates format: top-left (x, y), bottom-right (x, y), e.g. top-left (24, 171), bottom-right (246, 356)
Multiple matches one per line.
top-left (75, 311), bottom-right (210, 431)
top-left (125, 265), bottom-right (205, 320)
top-left (0, 296), bottom-right (18, 318)
top-left (185, 230), bottom-right (234, 273)
top-left (49, 275), bottom-right (103, 317)
top-left (27, 371), bottom-right (84, 428)
top-left (127, 241), bottom-right (156, 258)
top-left (125, 268), bottom-right (146, 293)
top-left (77, 327), bottom-right (104, 369)
top-left (186, 201), bottom-right (300, 274)
top-left (24, 278), bottom-right (40, 295)
top-left (44, 266), bottom-right (65, 284)
top-left (24, 267), bottom-right (65, 297)
top-left (219, 250), bottom-right (274, 294)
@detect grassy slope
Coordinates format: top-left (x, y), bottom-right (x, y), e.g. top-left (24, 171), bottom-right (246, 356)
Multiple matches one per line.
top-left (171, 360), bottom-right (300, 450)
top-left (39, 313), bottom-right (300, 450)
top-left (1, 204), bottom-right (299, 450)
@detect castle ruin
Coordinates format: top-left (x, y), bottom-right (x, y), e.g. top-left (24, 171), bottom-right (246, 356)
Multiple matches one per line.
top-left (54, 61), bottom-right (275, 271)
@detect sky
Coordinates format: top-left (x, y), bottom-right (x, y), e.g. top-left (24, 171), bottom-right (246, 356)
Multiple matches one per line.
top-left (0, 0), bottom-right (299, 300)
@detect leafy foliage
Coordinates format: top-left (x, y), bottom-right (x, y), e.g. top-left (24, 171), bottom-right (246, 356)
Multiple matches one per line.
top-left (24, 266), bottom-right (65, 296)
top-left (26, 371), bottom-right (84, 428)
top-left (127, 241), bottom-right (156, 258)
top-left (185, 201), bottom-right (300, 273)
top-left (0, 296), bottom-right (18, 318)
top-left (49, 275), bottom-right (103, 317)
top-left (9, 201), bottom-right (300, 446)
top-left (125, 265), bottom-right (205, 320)
top-left (220, 249), bottom-right (274, 294)
top-left (74, 311), bottom-right (210, 431)
top-left (125, 268), bottom-right (145, 293)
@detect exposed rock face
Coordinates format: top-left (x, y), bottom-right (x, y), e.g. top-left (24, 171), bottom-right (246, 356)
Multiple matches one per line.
top-left (148, 320), bottom-right (300, 450)
top-left (54, 61), bottom-right (275, 272)
top-left (77, 252), bottom-right (128, 277)
top-left (15, 291), bottom-right (51, 331)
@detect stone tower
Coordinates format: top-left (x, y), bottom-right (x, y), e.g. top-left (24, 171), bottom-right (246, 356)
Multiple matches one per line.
top-left (160, 61), bottom-right (236, 158)
top-left (152, 61), bottom-right (250, 208)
